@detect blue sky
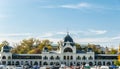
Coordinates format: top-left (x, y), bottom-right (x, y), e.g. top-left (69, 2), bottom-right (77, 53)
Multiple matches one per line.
top-left (0, 0), bottom-right (120, 48)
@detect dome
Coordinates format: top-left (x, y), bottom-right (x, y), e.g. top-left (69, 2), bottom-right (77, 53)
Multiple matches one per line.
top-left (2, 45), bottom-right (11, 52)
top-left (64, 33), bottom-right (74, 46)
top-left (64, 34), bottom-right (73, 43)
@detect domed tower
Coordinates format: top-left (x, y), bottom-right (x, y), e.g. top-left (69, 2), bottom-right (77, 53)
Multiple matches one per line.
top-left (1, 45), bottom-right (11, 53)
top-left (62, 32), bottom-right (76, 53)
top-left (64, 33), bottom-right (75, 46)
top-left (0, 45), bottom-right (12, 65)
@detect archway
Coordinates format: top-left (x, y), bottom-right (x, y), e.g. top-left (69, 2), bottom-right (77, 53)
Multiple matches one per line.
top-left (77, 62), bottom-right (80, 66)
top-left (98, 62), bottom-right (102, 66)
top-left (43, 62), bottom-right (48, 65)
top-left (16, 61), bottom-right (20, 65)
top-left (34, 61), bottom-right (38, 65)
top-left (89, 62), bottom-right (93, 66)
top-left (106, 62), bottom-right (111, 65)
top-left (70, 62), bottom-right (73, 66)
top-left (82, 62), bottom-right (86, 65)
top-left (50, 62), bottom-right (54, 65)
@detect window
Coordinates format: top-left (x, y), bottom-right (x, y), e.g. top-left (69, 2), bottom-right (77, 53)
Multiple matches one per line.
top-left (2, 56), bottom-right (6, 59)
top-left (50, 56), bottom-right (54, 60)
top-left (82, 56), bottom-right (86, 60)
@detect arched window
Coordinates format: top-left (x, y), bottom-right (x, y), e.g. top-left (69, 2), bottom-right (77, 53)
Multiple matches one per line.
top-left (107, 62), bottom-right (111, 65)
top-left (64, 56), bottom-right (66, 60)
top-left (43, 56), bottom-right (48, 60)
top-left (50, 62), bottom-right (54, 65)
top-left (8, 56), bottom-right (11, 59)
top-left (82, 56), bottom-right (86, 60)
top-left (89, 56), bottom-right (93, 60)
top-left (77, 56), bottom-right (81, 60)
top-left (89, 62), bottom-right (93, 66)
top-left (2, 56), bottom-right (6, 59)
top-left (50, 56), bottom-right (54, 60)
top-left (70, 56), bottom-right (73, 60)
top-left (56, 56), bottom-right (60, 60)
top-left (43, 62), bottom-right (48, 65)
top-left (16, 61), bottom-right (20, 65)
top-left (64, 47), bottom-right (73, 53)
top-left (98, 62), bottom-right (102, 65)
top-left (34, 61), bottom-right (38, 65)
top-left (67, 56), bottom-right (69, 60)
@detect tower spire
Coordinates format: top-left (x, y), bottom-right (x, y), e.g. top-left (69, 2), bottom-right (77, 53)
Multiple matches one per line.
top-left (67, 28), bottom-right (69, 35)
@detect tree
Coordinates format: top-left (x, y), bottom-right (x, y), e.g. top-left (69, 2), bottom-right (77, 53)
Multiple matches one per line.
top-left (114, 60), bottom-right (120, 66)
top-left (11, 38), bottom-right (53, 54)
top-left (75, 43), bottom-right (82, 50)
top-left (0, 41), bottom-right (9, 51)
top-left (109, 48), bottom-right (117, 54)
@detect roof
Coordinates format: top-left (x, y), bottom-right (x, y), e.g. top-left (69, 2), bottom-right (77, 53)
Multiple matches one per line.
top-left (64, 34), bottom-right (73, 43)
top-left (64, 34), bottom-right (75, 46)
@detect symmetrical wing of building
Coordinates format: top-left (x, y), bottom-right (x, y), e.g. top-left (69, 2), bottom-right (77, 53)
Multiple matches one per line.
top-left (0, 33), bottom-right (118, 66)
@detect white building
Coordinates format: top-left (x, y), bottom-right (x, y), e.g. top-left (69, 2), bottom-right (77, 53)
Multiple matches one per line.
top-left (0, 33), bottom-right (118, 66)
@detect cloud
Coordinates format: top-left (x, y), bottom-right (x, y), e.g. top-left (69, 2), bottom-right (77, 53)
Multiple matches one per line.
top-left (39, 2), bottom-right (120, 11)
top-left (112, 35), bottom-right (120, 40)
top-left (76, 37), bottom-right (111, 43)
top-left (40, 32), bottom-right (54, 38)
top-left (0, 33), bottom-right (32, 37)
top-left (89, 29), bottom-right (107, 35)
top-left (39, 2), bottom-right (91, 9)
top-left (56, 32), bottom-right (66, 35)
top-left (60, 2), bottom-right (91, 9)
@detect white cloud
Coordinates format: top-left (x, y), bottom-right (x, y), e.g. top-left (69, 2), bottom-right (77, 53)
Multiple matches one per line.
top-left (38, 2), bottom-right (120, 11)
top-left (60, 2), bottom-right (91, 9)
top-left (0, 33), bottom-right (32, 37)
top-left (89, 29), bottom-right (107, 35)
top-left (112, 35), bottom-right (120, 40)
top-left (76, 37), bottom-right (111, 43)
top-left (39, 32), bottom-right (54, 38)
top-left (56, 32), bottom-right (66, 35)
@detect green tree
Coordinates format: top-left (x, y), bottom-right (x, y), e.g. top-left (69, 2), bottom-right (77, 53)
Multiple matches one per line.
top-left (109, 48), bottom-right (117, 54)
top-left (114, 60), bottom-right (120, 66)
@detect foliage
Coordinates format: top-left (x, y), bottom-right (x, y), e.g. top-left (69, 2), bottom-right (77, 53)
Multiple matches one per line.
top-left (11, 38), bottom-right (52, 54)
top-left (109, 48), bottom-right (117, 54)
top-left (0, 41), bottom-right (9, 51)
top-left (114, 60), bottom-right (120, 66)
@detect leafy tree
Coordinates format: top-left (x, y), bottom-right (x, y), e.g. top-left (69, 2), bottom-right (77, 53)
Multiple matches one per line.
top-left (75, 43), bottom-right (82, 50)
top-left (114, 60), bottom-right (120, 66)
top-left (0, 41), bottom-right (9, 51)
top-left (109, 48), bottom-right (117, 54)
